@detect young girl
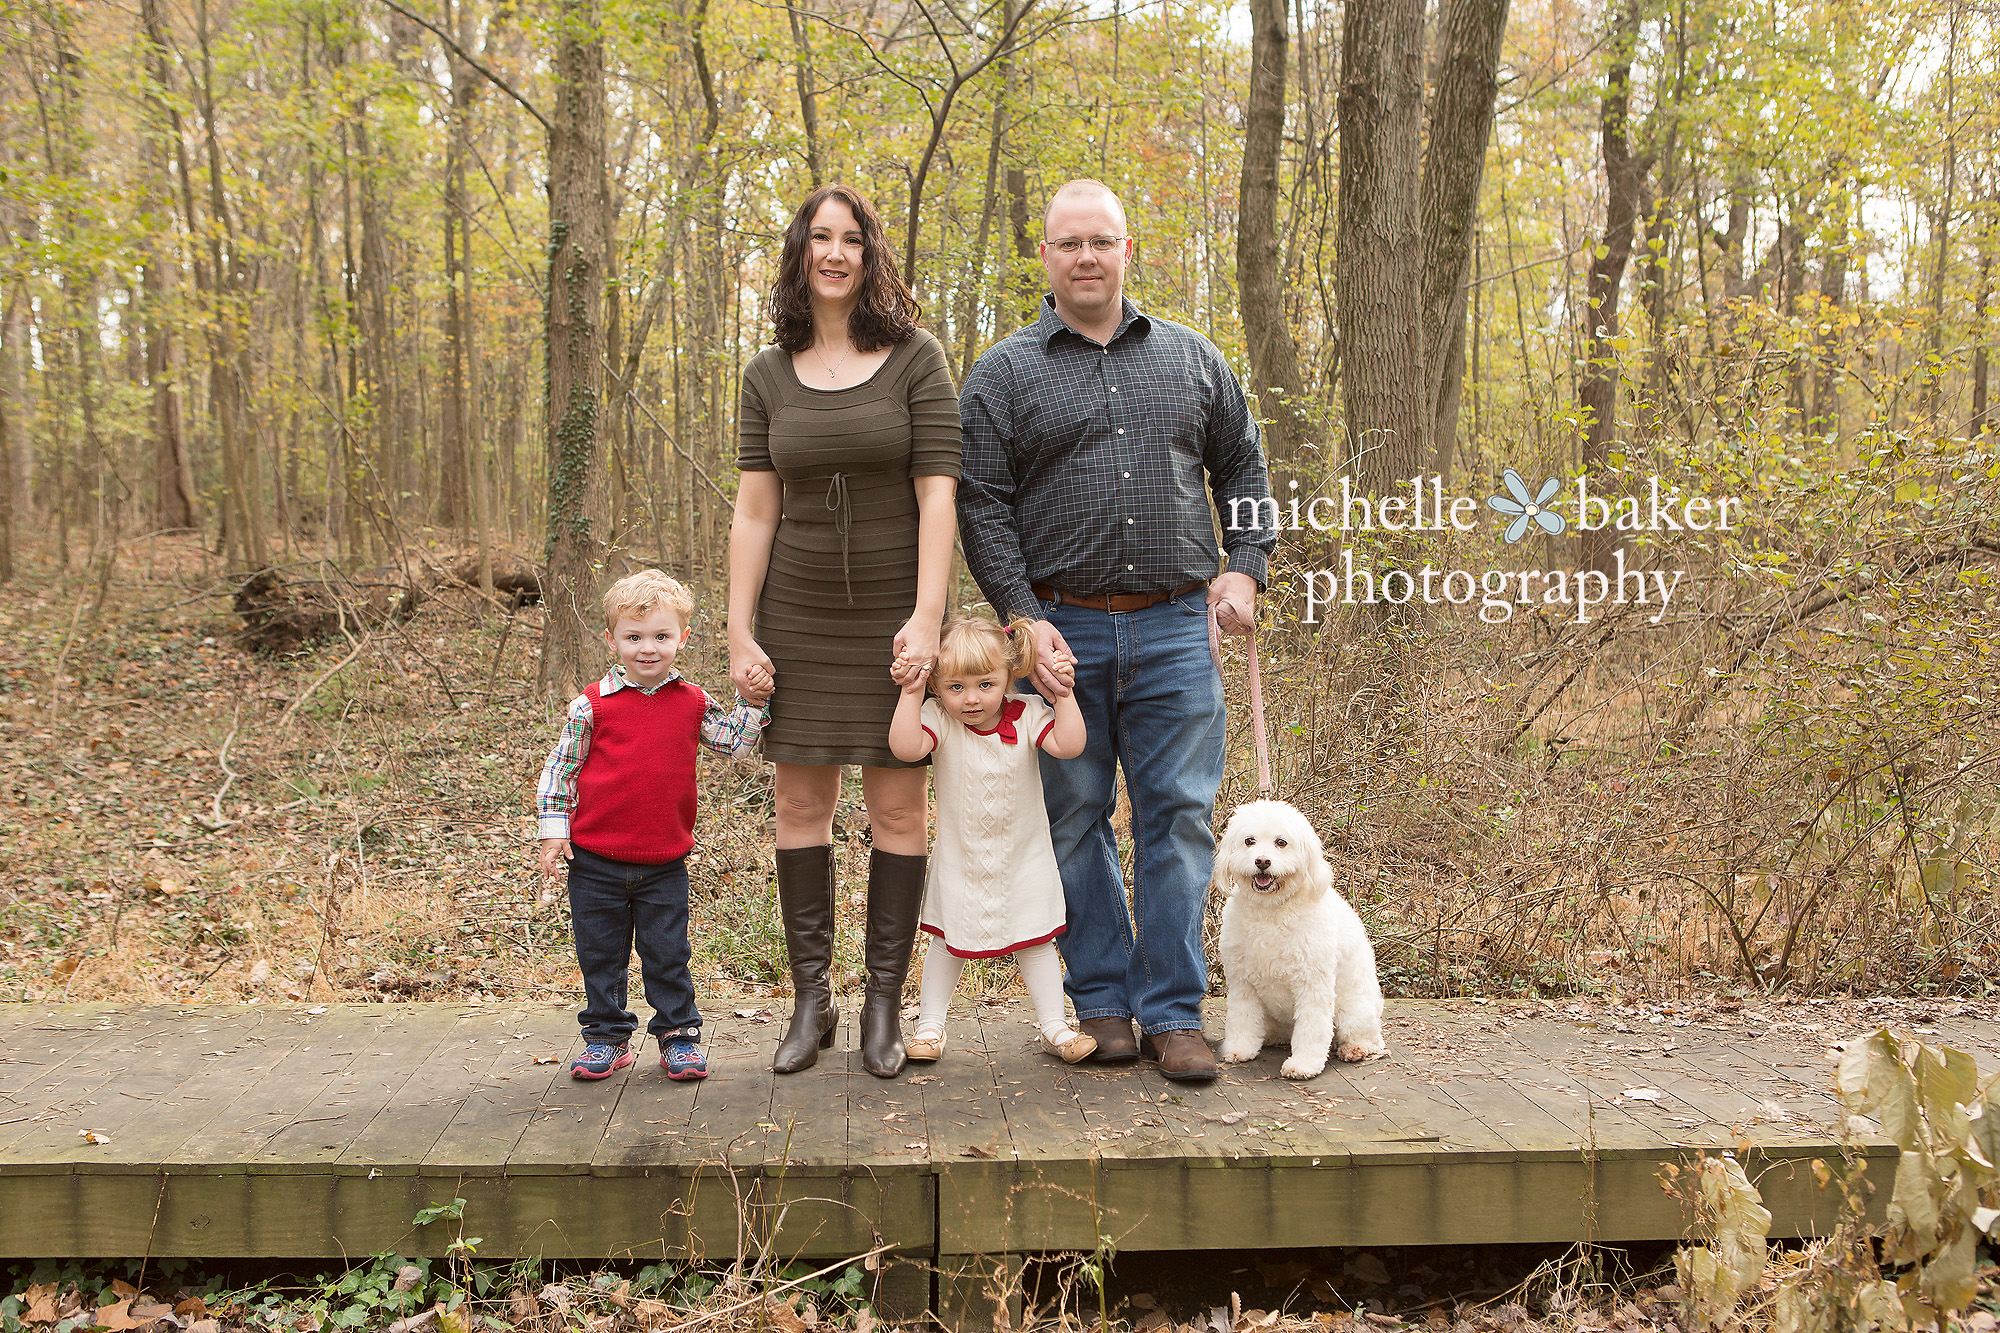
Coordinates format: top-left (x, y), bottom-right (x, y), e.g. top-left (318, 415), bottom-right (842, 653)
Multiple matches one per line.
top-left (888, 616), bottom-right (1096, 1062)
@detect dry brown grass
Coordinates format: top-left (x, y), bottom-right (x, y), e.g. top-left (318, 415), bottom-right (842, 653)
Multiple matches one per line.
top-left (1, 518), bottom-right (1994, 1013)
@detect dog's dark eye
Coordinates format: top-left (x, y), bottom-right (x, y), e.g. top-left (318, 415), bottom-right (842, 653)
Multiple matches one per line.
top-left (1242, 836), bottom-right (1256, 846)
top-left (1275, 838), bottom-right (1288, 848)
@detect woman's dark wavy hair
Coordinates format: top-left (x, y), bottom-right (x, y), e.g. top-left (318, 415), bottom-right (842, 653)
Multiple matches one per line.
top-left (769, 184), bottom-right (919, 354)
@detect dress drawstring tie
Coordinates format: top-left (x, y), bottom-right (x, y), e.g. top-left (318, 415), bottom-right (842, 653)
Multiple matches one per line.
top-left (824, 471), bottom-right (854, 606)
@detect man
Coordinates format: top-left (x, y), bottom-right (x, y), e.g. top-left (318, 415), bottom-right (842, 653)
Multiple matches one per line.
top-left (957, 179), bottom-right (1274, 1081)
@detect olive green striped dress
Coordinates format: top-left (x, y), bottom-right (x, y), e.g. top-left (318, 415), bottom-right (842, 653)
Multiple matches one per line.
top-left (736, 329), bottom-right (962, 768)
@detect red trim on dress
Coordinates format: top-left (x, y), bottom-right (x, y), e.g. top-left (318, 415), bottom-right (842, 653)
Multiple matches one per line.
top-left (919, 724), bottom-right (938, 752)
top-left (1035, 719), bottom-right (1057, 748)
top-left (967, 697), bottom-right (1027, 744)
top-left (921, 921), bottom-right (1068, 959)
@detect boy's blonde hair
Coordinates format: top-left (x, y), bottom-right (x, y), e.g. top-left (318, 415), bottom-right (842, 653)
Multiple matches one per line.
top-left (602, 569), bottom-right (694, 630)
top-left (934, 614), bottom-right (1038, 684)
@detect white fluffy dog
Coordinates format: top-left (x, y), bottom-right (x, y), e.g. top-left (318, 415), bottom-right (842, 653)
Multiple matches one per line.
top-left (1215, 800), bottom-right (1387, 1078)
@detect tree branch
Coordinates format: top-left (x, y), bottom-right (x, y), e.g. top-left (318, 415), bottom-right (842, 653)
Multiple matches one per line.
top-left (375, 0), bottom-right (553, 135)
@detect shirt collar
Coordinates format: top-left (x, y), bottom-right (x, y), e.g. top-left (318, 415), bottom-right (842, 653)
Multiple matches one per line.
top-left (1036, 293), bottom-right (1150, 350)
top-left (601, 665), bottom-right (684, 696)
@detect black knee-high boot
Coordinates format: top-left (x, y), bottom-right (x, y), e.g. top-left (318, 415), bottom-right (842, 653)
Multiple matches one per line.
top-left (772, 845), bottom-right (839, 1074)
top-left (859, 849), bottom-right (926, 1078)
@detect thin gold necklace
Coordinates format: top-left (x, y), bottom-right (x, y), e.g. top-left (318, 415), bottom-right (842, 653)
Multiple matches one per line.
top-left (813, 339), bottom-right (852, 383)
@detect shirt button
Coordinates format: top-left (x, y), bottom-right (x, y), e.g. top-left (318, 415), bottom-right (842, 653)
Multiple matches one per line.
top-left (1110, 386), bottom-right (1118, 392)
top-left (1122, 471), bottom-right (1131, 478)
top-left (1126, 518), bottom-right (1134, 525)
top-left (1117, 428), bottom-right (1125, 435)
top-left (1127, 564), bottom-right (1135, 571)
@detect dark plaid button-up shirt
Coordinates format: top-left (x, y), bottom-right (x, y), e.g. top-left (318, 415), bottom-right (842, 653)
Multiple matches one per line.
top-left (958, 295), bottom-right (1274, 619)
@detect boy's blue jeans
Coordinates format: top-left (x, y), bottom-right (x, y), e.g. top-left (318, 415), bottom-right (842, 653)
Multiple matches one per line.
top-left (1034, 588), bottom-right (1227, 1036)
top-left (567, 845), bottom-right (701, 1044)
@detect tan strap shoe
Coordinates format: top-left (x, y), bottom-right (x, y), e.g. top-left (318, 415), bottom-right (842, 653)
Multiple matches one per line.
top-left (1041, 1030), bottom-right (1099, 1064)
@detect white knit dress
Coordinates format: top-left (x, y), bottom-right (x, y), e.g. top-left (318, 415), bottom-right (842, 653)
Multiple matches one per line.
top-left (916, 694), bottom-right (1068, 958)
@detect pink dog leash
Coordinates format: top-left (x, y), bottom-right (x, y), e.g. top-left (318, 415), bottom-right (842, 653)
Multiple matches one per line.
top-left (1208, 605), bottom-right (1273, 799)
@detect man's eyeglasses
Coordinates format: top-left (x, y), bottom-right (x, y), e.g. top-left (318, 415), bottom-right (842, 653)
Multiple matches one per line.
top-left (1046, 236), bottom-right (1128, 255)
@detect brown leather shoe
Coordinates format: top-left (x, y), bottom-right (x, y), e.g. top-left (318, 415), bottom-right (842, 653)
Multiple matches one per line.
top-left (1078, 1016), bottom-right (1140, 1064)
top-left (1140, 1029), bottom-right (1219, 1082)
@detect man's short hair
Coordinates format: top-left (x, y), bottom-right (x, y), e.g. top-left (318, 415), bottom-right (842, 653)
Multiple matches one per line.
top-left (602, 569), bottom-right (694, 630)
top-left (1043, 179), bottom-right (1127, 234)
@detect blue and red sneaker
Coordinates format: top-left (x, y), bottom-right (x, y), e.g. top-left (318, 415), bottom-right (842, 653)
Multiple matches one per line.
top-left (571, 1041), bottom-right (634, 1081)
top-left (661, 1036), bottom-right (708, 1081)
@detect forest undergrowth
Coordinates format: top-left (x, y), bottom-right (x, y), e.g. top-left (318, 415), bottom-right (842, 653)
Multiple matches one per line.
top-left (0, 498), bottom-right (1995, 1012)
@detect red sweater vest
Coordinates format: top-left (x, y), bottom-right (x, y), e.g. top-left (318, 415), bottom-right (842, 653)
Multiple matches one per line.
top-left (568, 678), bottom-right (705, 865)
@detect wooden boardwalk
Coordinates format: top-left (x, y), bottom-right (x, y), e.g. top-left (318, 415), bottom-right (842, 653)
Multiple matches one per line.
top-left (2, 997), bottom-right (1991, 1300)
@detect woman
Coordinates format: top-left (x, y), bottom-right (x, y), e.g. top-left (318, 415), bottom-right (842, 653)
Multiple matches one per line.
top-left (729, 184), bottom-right (960, 1079)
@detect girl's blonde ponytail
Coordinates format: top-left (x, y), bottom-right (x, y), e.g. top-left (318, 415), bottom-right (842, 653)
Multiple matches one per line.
top-left (1004, 618), bottom-right (1040, 679)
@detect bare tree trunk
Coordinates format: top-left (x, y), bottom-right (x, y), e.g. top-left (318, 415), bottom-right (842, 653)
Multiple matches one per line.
top-left (1973, 235), bottom-right (1992, 436)
top-left (540, 0), bottom-right (611, 697)
top-left (1577, 0), bottom-right (1650, 575)
top-left (1418, 0), bottom-right (1510, 481)
top-left (140, 0), bottom-right (199, 531)
top-left (1925, 0), bottom-right (1959, 416)
top-left (785, 0), bottom-right (823, 187)
top-left (1238, 0), bottom-right (1309, 468)
top-left (1337, 0), bottom-right (1426, 490)
top-left (437, 0), bottom-right (475, 529)
top-left (1006, 167), bottom-right (1035, 331)
top-left (1809, 192), bottom-right (1851, 438)
top-left (195, 0), bottom-right (266, 570)
top-left (0, 282), bottom-right (12, 581)
top-left (0, 257), bottom-right (30, 540)
top-left (960, 4), bottom-right (1016, 381)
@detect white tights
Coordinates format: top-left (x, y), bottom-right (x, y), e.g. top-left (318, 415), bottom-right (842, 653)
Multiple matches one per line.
top-left (915, 939), bottom-right (1076, 1044)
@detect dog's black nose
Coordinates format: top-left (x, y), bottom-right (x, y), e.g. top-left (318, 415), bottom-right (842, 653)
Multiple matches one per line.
top-left (1254, 857), bottom-right (1270, 872)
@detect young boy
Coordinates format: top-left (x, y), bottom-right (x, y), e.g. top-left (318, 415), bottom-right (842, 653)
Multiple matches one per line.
top-left (536, 569), bottom-right (766, 1081)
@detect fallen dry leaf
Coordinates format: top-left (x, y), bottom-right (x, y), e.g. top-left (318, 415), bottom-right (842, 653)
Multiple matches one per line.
top-left (960, 1144), bottom-right (997, 1159)
top-left (78, 1129), bottom-right (112, 1145)
top-left (1349, 1253), bottom-right (1390, 1285)
top-left (533, 1055), bottom-right (558, 1065)
top-left (95, 1299), bottom-right (143, 1331)
top-left (53, 955), bottom-right (82, 982)
top-left (174, 1299), bottom-right (210, 1319)
top-left (24, 1284), bottom-right (58, 1323)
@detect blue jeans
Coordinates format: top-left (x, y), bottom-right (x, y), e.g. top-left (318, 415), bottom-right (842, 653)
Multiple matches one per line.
top-left (567, 845), bottom-right (701, 1043)
top-left (1035, 588), bottom-right (1226, 1035)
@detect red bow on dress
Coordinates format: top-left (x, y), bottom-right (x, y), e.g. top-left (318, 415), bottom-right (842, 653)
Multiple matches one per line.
top-left (970, 697), bottom-right (1027, 744)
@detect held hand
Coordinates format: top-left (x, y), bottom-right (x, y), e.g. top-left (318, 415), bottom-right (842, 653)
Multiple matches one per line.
top-left (891, 615), bottom-right (941, 688)
top-left (730, 640), bottom-right (776, 704)
top-left (1030, 620), bottom-right (1076, 700)
top-left (538, 838), bottom-right (573, 880)
top-left (900, 661), bottom-right (933, 697)
top-left (1208, 572), bottom-right (1258, 637)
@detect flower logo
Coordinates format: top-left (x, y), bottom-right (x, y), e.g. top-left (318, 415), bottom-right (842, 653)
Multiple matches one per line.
top-left (1488, 468), bottom-right (1566, 542)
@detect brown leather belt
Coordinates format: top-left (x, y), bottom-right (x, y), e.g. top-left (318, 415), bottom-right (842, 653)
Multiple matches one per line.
top-left (1031, 580), bottom-right (1205, 613)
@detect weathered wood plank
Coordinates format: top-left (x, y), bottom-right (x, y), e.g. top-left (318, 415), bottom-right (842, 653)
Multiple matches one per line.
top-left (763, 1027), bottom-right (850, 1170)
top-left (335, 1012), bottom-right (494, 1170)
top-left (0, 999), bottom-right (1982, 1266)
top-left (249, 1008), bottom-right (474, 1169)
top-left (0, 1008), bottom-right (284, 1169)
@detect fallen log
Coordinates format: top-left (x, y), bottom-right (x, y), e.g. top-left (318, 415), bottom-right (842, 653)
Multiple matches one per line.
top-left (234, 566), bottom-right (428, 653)
top-left (437, 554), bottom-right (543, 608)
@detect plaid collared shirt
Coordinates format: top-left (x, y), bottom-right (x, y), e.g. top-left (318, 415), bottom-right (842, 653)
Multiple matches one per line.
top-left (958, 295), bottom-right (1275, 618)
top-left (535, 667), bottom-right (767, 841)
